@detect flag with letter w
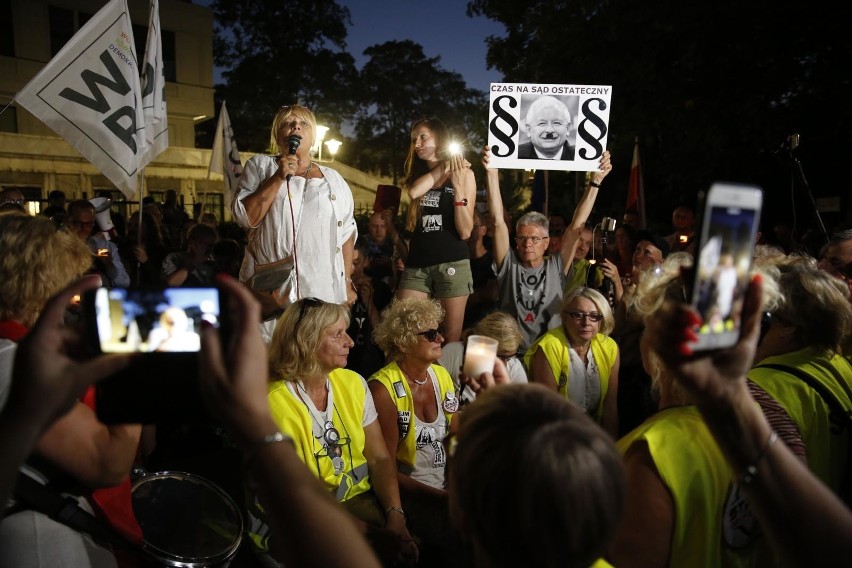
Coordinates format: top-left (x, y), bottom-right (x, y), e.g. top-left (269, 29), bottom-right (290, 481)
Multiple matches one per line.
top-left (15, 0), bottom-right (146, 199)
top-left (140, 0), bottom-right (168, 167)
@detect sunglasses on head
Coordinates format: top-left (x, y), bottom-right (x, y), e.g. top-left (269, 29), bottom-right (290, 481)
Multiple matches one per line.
top-left (418, 327), bottom-right (445, 342)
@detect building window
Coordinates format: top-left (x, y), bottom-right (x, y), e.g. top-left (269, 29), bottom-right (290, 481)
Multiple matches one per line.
top-left (0, 104), bottom-right (17, 133)
top-left (133, 24), bottom-right (177, 82)
top-left (49, 5), bottom-right (174, 82)
top-left (1, 0), bottom-right (14, 56)
top-left (49, 6), bottom-right (93, 56)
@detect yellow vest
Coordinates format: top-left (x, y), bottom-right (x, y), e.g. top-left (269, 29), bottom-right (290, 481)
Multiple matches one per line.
top-left (617, 407), bottom-right (763, 568)
top-left (748, 347), bottom-right (852, 495)
top-left (267, 368), bottom-right (373, 502)
top-left (564, 258), bottom-right (603, 295)
top-left (368, 362), bottom-right (458, 470)
top-left (524, 327), bottom-right (617, 422)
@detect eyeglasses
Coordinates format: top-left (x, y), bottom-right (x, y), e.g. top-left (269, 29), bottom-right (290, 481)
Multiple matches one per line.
top-left (565, 311), bottom-right (603, 323)
top-left (515, 236), bottom-right (549, 245)
top-left (497, 352), bottom-right (519, 362)
top-left (418, 327), bottom-right (445, 342)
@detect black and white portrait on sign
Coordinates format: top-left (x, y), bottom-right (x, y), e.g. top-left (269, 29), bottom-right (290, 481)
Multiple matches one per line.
top-left (518, 94), bottom-right (580, 161)
top-left (488, 83), bottom-right (612, 172)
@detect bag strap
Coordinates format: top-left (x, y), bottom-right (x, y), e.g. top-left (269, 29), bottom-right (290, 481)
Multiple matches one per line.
top-left (754, 362), bottom-right (852, 503)
top-left (13, 472), bottom-right (128, 550)
top-left (753, 363), bottom-right (852, 431)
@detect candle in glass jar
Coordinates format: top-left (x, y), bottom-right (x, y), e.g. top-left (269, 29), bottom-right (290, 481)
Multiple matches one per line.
top-left (464, 335), bottom-right (499, 378)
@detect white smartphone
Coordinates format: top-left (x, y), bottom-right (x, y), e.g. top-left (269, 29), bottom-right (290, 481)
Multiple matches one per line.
top-left (689, 182), bottom-right (763, 350)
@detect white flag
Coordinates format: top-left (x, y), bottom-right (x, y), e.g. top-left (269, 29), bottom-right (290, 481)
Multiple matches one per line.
top-left (15, 0), bottom-right (146, 199)
top-left (209, 102), bottom-right (243, 207)
top-left (140, 0), bottom-right (168, 167)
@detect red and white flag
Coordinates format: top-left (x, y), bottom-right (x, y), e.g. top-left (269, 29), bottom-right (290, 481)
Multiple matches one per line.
top-left (626, 137), bottom-right (646, 229)
top-left (140, 0), bottom-right (168, 167)
top-left (209, 101), bottom-right (243, 207)
top-left (15, 0), bottom-right (146, 199)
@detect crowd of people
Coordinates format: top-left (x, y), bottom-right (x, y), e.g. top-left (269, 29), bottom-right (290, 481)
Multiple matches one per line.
top-left (0, 102), bottom-right (851, 568)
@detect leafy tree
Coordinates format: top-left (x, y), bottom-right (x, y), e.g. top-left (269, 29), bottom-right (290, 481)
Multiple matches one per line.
top-left (468, 0), bottom-right (852, 231)
top-left (352, 40), bottom-right (488, 183)
top-left (211, 0), bottom-right (358, 152)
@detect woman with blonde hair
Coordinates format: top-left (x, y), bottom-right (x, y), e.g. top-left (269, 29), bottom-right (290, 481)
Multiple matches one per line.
top-left (439, 310), bottom-right (528, 405)
top-left (396, 118), bottom-right (476, 343)
top-left (369, 297), bottom-right (461, 566)
top-left (525, 286), bottom-right (620, 436)
top-left (250, 298), bottom-right (416, 566)
top-left (608, 254), bottom-right (786, 567)
top-left (0, 212), bottom-right (144, 567)
top-left (231, 104), bottom-right (357, 337)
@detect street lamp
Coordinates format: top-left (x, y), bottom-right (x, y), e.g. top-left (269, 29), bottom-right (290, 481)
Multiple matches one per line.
top-left (313, 124), bottom-right (329, 160)
top-left (324, 139), bottom-right (342, 162)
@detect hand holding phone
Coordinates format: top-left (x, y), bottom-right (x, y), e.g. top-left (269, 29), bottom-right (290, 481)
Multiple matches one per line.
top-left (689, 182), bottom-right (763, 351)
top-left (84, 286), bottom-right (227, 424)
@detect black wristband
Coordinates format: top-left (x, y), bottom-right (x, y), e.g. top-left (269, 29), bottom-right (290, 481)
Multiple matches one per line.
top-left (590, 181), bottom-right (601, 188)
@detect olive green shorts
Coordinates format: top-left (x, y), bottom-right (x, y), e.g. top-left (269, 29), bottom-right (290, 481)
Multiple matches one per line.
top-left (399, 260), bottom-right (473, 298)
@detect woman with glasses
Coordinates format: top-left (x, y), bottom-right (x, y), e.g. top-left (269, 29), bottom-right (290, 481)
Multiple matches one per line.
top-left (438, 310), bottom-right (528, 406)
top-left (231, 105), bottom-right (358, 338)
top-left (252, 297), bottom-right (417, 566)
top-left (396, 118), bottom-right (477, 344)
top-left (524, 287), bottom-right (620, 437)
top-left (369, 298), bottom-right (461, 566)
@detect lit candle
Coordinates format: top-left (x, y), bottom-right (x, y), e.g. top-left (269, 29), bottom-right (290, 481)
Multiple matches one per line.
top-left (463, 335), bottom-right (499, 378)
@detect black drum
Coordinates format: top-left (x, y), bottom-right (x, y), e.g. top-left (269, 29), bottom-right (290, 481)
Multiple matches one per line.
top-left (131, 471), bottom-right (243, 567)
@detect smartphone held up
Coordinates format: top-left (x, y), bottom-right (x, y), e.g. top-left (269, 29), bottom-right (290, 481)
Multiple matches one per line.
top-left (82, 286), bottom-right (227, 424)
top-left (689, 182), bottom-right (763, 351)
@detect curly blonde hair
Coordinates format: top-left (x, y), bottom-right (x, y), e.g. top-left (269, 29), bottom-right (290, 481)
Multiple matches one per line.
top-left (268, 298), bottom-right (350, 381)
top-left (373, 298), bottom-right (445, 362)
top-left (0, 212), bottom-right (92, 326)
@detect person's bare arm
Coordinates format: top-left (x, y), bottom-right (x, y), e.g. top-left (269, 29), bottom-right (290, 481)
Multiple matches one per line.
top-left (602, 350), bottom-right (620, 438)
top-left (482, 147), bottom-right (510, 269)
top-left (560, 150), bottom-right (612, 271)
top-left (449, 155), bottom-right (476, 240)
top-left (607, 442), bottom-right (674, 568)
top-left (343, 232), bottom-right (356, 305)
top-left (35, 405), bottom-right (141, 488)
top-left (406, 162), bottom-right (449, 200)
top-left (362, 419), bottom-right (419, 564)
top-left (529, 349), bottom-right (558, 391)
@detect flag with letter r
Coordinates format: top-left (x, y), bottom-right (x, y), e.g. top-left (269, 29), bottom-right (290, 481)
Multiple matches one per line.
top-left (15, 0), bottom-right (146, 199)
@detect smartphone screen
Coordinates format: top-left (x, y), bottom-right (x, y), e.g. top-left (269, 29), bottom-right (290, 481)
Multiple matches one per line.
top-left (86, 287), bottom-right (224, 424)
top-left (92, 287), bottom-right (221, 353)
top-left (690, 183), bottom-right (763, 350)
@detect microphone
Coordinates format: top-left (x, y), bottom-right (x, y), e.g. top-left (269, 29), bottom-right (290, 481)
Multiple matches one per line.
top-left (285, 135), bottom-right (301, 182)
top-left (287, 135), bottom-right (301, 155)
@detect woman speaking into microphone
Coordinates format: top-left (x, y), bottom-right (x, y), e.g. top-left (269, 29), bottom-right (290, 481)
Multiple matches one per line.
top-left (232, 104), bottom-right (358, 341)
